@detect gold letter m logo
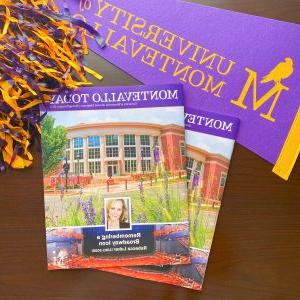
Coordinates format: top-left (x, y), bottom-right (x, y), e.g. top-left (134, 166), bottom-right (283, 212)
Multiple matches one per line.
top-left (231, 68), bottom-right (289, 122)
top-left (231, 58), bottom-right (294, 122)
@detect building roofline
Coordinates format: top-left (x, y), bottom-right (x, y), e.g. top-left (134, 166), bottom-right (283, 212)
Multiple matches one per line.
top-left (186, 144), bottom-right (210, 157)
top-left (161, 124), bottom-right (185, 135)
top-left (207, 153), bottom-right (230, 164)
top-left (66, 122), bottom-right (184, 132)
top-left (186, 144), bottom-right (230, 163)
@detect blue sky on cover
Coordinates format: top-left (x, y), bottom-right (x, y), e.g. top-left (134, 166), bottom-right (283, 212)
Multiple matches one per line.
top-left (186, 130), bottom-right (235, 159)
top-left (50, 107), bottom-right (235, 159)
top-left (50, 107), bottom-right (184, 127)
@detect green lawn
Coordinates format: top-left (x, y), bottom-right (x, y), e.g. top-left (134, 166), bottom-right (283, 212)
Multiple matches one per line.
top-left (189, 204), bottom-right (220, 249)
top-left (45, 181), bottom-right (188, 227)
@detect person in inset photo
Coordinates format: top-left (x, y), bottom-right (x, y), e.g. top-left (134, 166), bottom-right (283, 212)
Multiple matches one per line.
top-left (105, 198), bottom-right (131, 230)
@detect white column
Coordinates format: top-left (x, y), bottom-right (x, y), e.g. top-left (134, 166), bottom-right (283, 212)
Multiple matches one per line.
top-left (136, 135), bottom-right (142, 173)
top-left (69, 138), bottom-right (74, 173)
top-left (150, 136), bottom-right (154, 169)
top-left (100, 136), bottom-right (105, 176)
top-left (83, 137), bottom-right (88, 175)
top-left (119, 135), bottom-right (124, 175)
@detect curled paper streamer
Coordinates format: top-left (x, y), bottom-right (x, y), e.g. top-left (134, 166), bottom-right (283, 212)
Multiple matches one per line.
top-left (0, 0), bottom-right (105, 173)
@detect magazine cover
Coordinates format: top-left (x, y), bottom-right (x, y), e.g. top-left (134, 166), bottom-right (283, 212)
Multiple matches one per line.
top-left (100, 108), bottom-right (239, 290)
top-left (41, 84), bottom-right (190, 269)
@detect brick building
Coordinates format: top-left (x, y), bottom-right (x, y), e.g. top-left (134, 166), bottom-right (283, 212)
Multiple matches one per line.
top-left (186, 145), bottom-right (230, 203)
top-left (49, 122), bottom-right (229, 202)
top-left (65, 122), bottom-right (186, 178)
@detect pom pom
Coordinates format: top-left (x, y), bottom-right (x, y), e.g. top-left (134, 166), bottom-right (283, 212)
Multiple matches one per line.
top-left (0, 0), bottom-right (105, 172)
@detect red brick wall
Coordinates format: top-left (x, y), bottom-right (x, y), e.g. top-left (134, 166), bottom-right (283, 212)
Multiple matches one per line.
top-left (161, 133), bottom-right (185, 171)
top-left (202, 159), bottom-right (229, 201)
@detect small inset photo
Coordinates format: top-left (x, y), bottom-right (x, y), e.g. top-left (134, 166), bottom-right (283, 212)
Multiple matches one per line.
top-left (104, 197), bottom-right (132, 231)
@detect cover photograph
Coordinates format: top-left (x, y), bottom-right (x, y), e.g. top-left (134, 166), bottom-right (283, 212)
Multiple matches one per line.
top-left (41, 84), bottom-right (190, 269)
top-left (100, 108), bottom-right (239, 291)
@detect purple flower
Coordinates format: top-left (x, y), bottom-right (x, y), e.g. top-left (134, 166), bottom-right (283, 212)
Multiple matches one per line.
top-left (136, 214), bottom-right (142, 223)
top-left (164, 172), bottom-right (169, 189)
top-left (138, 179), bottom-right (145, 204)
top-left (164, 173), bottom-right (170, 208)
top-left (195, 203), bottom-right (201, 218)
top-left (157, 207), bottom-right (162, 222)
top-left (159, 195), bottom-right (163, 206)
top-left (157, 195), bottom-right (163, 222)
top-left (101, 208), bottom-right (105, 225)
top-left (165, 194), bottom-right (170, 208)
top-left (80, 196), bottom-right (96, 225)
top-left (193, 218), bottom-right (199, 232)
top-left (193, 203), bottom-right (201, 231)
top-left (143, 212), bottom-right (147, 222)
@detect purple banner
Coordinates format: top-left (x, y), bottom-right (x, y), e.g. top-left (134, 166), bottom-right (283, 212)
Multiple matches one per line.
top-left (185, 107), bottom-right (239, 140)
top-left (192, 174), bottom-right (200, 188)
top-left (43, 84), bottom-right (184, 111)
top-left (61, 0), bottom-right (300, 178)
top-left (153, 148), bottom-right (160, 163)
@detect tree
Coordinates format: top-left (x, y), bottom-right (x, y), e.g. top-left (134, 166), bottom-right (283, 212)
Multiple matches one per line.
top-left (41, 115), bottom-right (67, 175)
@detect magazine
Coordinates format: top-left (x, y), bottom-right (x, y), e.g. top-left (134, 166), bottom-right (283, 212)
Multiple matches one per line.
top-left (41, 84), bottom-right (190, 269)
top-left (99, 108), bottom-right (239, 290)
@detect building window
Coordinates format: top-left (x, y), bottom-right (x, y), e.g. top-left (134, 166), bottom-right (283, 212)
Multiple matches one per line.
top-left (106, 135), bottom-right (119, 158)
top-left (74, 137), bottom-right (83, 148)
top-left (220, 174), bottom-right (227, 187)
top-left (106, 147), bottom-right (119, 158)
top-left (88, 136), bottom-right (100, 147)
top-left (89, 161), bottom-right (101, 174)
top-left (124, 134), bottom-right (135, 145)
top-left (140, 135), bottom-right (150, 145)
top-left (73, 137), bottom-right (84, 160)
top-left (124, 134), bottom-right (136, 158)
top-left (125, 160), bottom-right (137, 172)
top-left (180, 141), bottom-right (186, 156)
top-left (153, 136), bottom-right (159, 146)
top-left (195, 162), bottom-right (202, 174)
top-left (142, 159), bottom-right (151, 172)
top-left (74, 162), bottom-right (84, 174)
top-left (74, 149), bottom-right (83, 160)
top-left (186, 157), bottom-right (194, 168)
top-left (88, 148), bottom-right (100, 159)
top-left (124, 147), bottom-right (136, 158)
top-left (88, 136), bottom-right (100, 174)
top-left (141, 147), bottom-right (151, 157)
top-left (186, 157), bottom-right (194, 180)
top-left (106, 135), bottom-right (118, 146)
top-left (141, 135), bottom-right (151, 158)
